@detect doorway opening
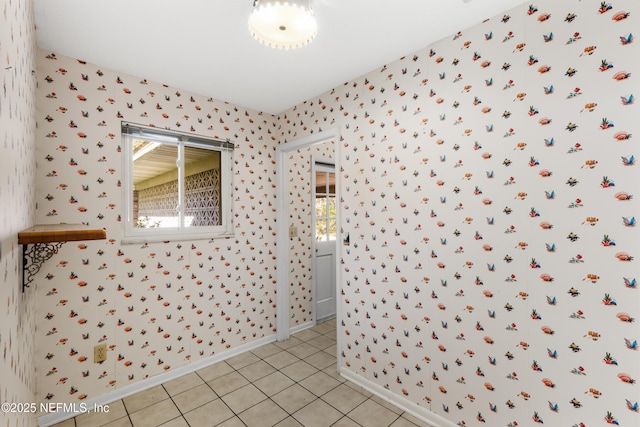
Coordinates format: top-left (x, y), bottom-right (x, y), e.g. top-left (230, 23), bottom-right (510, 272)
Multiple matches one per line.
top-left (274, 128), bottom-right (341, 344)
top-left (312, 162), bottom-right (337, 322)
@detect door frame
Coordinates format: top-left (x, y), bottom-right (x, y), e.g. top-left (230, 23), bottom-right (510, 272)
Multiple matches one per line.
top-left (275, 128), bottom-right (341, 342)
top-left (311, 159), bottom-right (337, 323)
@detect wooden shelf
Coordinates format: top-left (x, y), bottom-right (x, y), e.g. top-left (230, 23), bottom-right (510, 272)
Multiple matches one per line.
top-left (19, 224), bottom-right (107, 292)
top-left (18, 223), bottom-right (106, 244)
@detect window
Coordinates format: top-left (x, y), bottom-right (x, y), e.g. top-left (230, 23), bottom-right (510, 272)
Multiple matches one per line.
top-left (314, 165), bottom-right (336, 241)
top-left (122, 122), bottom-right (234, 243)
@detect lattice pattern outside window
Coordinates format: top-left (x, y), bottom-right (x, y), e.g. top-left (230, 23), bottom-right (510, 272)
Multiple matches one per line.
top-left (137, 169), bottom-right (221, 227)
top-left (185, 169), bottom-right (221, 226)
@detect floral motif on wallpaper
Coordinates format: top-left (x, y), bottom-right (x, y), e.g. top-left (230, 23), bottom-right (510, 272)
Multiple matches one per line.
top-left (279, 0), bottom-right (638, 426)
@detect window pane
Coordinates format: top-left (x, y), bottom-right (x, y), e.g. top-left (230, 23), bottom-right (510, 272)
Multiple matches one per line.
top-left (328, 219), bottom-right (337, 240)
top-left (327, 196), bottom-right (336, 219)
top-left (316, 220), bottom-right (327, 241)
top-left (315, 171), bottom-right (327, 194)
top-left (123, 122), bottom-right (234, 241)
top-left (327, 172), bottom-right (336, 195)
top-left (133, 141), bottom-right (179, 228)
top-left (315, 197), bottom-right (326, 218)
top-left (183, 145), bottom-right (222, 227)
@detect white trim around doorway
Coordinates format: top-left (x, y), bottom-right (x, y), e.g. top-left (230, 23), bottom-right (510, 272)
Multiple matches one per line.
top-left (274, 128), bottom-right (341, 361)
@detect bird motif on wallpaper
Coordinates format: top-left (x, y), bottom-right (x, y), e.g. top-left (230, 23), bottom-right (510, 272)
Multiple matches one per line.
top-left (619, 33), bottom-right (634, 45)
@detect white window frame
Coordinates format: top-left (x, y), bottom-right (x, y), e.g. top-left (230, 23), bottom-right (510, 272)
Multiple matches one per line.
top-left (121, 122), bottom-right (234, 244)
top-left (312, 161), bottom-right (337, 242)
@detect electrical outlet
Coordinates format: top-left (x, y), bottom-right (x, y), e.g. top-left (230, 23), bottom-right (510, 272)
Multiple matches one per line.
top-left (289, 226), bottom-right (298, 238)
top-left (94, 343), bottom-right (107, 363)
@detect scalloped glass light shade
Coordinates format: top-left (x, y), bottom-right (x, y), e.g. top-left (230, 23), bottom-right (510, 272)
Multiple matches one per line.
top-left (248, 0), bottom-right (317, 49)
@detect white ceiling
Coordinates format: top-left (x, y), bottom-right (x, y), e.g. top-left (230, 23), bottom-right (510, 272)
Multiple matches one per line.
top-left (34, 0), bottom-right (528, 115)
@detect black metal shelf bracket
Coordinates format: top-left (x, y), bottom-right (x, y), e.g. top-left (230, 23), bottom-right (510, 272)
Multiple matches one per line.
top-left (22, 242), bottom-right (65, 292)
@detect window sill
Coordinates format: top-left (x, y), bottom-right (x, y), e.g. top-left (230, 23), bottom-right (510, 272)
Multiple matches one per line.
top-left (121, 231), bottom-right (234, 245)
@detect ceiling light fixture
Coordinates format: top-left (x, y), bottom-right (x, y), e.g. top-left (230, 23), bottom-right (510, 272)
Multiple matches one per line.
top-left (248, 0), bottom-right (317, 50)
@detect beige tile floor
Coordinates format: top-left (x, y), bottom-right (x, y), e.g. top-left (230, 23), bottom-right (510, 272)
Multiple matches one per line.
top-left (52, 319), bottom-right (434, 427)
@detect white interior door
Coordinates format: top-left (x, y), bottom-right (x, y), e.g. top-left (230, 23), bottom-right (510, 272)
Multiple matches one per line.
top-left (314, 163), bottom-right (337, 322)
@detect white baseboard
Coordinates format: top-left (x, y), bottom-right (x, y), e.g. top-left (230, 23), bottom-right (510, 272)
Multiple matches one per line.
top-left (289, 320), bottom-right (315, 335)
top-left (37, 334), bottom-right (276, 427)
top-left (339, 368), bottom-right (458, 427)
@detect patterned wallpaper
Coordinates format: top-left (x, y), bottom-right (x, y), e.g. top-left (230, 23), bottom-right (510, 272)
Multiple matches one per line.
top-left (34, 50), bottom-right (280, 410)
top-left (0, 0), bottom-right (38, 426)
top-left (29, 0), bottom-right (640, 426)
top-left (278, 0), bottom-right (639, 426)
top-left (287, 141), bottom-right (335, 328)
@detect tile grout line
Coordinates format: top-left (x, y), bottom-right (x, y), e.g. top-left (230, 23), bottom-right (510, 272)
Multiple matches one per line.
top-left (278, 328), bottom-right (353, 425)
top-left (228, 337), bottom-right (345, 425)
top-left (193, 368), bottom-right (241, 426)
top-left (162, 382), bottom-right (194, 427)
top-left (117, 395), bottom-right (134, 427)
top-left (228, 350), bottom-right (303, 424)
top-left (63, 322), bottom-right (359, 427)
